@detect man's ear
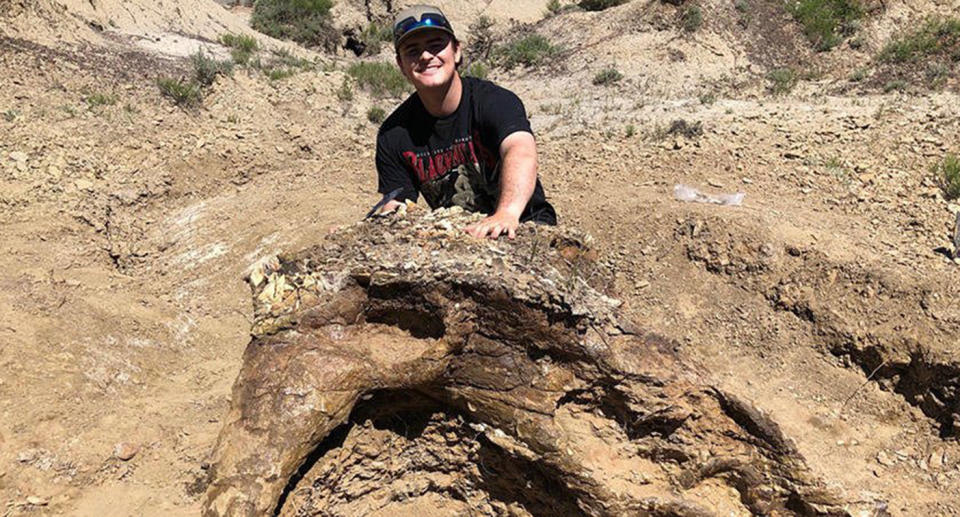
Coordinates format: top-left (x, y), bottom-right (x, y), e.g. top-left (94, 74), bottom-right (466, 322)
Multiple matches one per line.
top-left (453, 39), bottom-right (463, 68)
top-left (395, 52), bottom-right (411, 80)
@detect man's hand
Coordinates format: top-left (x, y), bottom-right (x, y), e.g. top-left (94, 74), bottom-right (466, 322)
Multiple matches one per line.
top-left (378, 200), bottom-right (404, 215)
top-left (464, 131), bottom-right (537, 239)
top-left (465, 211), bottom-right (520, 240)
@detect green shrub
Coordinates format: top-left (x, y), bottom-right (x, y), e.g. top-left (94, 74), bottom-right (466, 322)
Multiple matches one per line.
top-left (682, 6), bottom-right (703, 32)
top-left (883, 79), bottom-right (907, 92)
top-left (936, 153), bottom-right (960, 200)
top-left (625, 124), bottom-right (636, 138)
top-left (360, 21), bottom-right (393, 55)
top-left (266, 68), bottom-right (297, 80)
top-left (336, 78), bottom-right (354, 101)
top-left (157, 78), bottom-right (202, 107)
top-left (468, 15), bottom-right (496, 61)
top-left (495, 34), bottom-right (560, 70)
top-left (367, 106), bottom-right (387, 124)
top-left (251, 0), bottom-right (338, 50)
top-left (699, 92), bottom-right (717, 104)
top-left (192, 50), bottom-right (233, 86)
top-left (767, 67), bottom-right (797, 94)
top-left (787, 0), bottom-right (863, 52)
top-left (85, 92), bottom-right (118, 109)
top-left (592, 66), bottom-right (623, 85)
top-left (849, 67), bottom-right (868, 82)
top-left (547, 0), bottom-right (580, 14)
top-left (462, 61), bottom-right (490, 79)
top-left (579, 0), bottom-right (627, 11)
top-left (220, 33), bottom-right (259, 53)
top-left (879, 17), bottom-right (960, 63)
top-left (3, 109), bottom-right (19, 122)
top-left (346, 62), bottom-right (409, 97)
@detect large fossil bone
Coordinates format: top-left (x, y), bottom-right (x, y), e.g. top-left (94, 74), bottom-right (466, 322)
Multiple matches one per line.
top-left (203, 206), bottom-right (855, 517)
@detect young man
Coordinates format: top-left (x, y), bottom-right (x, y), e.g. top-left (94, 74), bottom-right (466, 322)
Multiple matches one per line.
top-left (375, 5), bottom-right (556, 239)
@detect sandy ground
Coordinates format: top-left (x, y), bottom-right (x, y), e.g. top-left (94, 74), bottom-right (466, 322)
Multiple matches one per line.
top-left (1, 0), bottom-right (960, 515)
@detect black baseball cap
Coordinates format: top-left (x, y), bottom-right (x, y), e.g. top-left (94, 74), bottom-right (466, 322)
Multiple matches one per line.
top-left (393, 5), bottom-right (456, 49)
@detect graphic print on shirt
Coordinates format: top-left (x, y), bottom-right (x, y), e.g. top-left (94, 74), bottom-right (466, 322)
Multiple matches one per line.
top-left (400, 132), bottom-right (500, 213)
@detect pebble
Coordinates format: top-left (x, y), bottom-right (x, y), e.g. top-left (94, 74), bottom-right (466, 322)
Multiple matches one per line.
top-left (9, 151), bottom-right (28, 162)
top-left (114, 442), bottom-right (140, 461)
top-left (876, 450), bottom-right (896, 466)
top-left (26, 496), bottom-right (47, 506)
top-left (930, 450), bottom-right (945, 469)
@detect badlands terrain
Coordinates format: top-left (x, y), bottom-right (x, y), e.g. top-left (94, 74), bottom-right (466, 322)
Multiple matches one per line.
top-left (1, 0), bottom-right (960, 515)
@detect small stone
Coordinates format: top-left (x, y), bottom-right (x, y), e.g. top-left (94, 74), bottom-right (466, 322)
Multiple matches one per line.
top-left (9, 151), bottom-right (28, 162)
top-left (895, 447), bottom-right (915, 458)
top-left (26, 496), bottom-right (47, 506)
top-left (114, 442), bottom-right (140, 461)
top-left (75, 179), bottom-right (94, 190)
top-left (876, 451), bottom-right (895, 466)
top-left (17, 449), bottom-right (39, 463)
top-left (707, 179), bottom-right (723, 188)
top-left (930, 450), bottom-right (944, 469)
top-left (741, 177), bottom-right (753, 184)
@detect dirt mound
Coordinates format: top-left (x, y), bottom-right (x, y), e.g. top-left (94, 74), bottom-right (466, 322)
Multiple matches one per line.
top-left (202, 207), bottom-right (871, 516)
top-left (0, 0), bottom-right (255, 51)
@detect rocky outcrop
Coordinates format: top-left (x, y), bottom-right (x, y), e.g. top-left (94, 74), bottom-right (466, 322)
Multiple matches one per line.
top-left (202, 206), bottom-right (858, 516)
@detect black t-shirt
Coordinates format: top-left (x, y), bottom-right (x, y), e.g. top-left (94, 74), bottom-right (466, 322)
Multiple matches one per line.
top-left (376, 76), bottom-right (556, 224)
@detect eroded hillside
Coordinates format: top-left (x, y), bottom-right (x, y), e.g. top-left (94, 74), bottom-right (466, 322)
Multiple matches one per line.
top-left (1, 0), bottom-right (959, 515)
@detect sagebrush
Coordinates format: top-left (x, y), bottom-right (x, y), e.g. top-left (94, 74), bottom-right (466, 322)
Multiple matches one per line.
top-left (347, 62), bottom-right (409, 97)
top-left (936, 153), bottom-right (960, 200)
top-left (787, 0), bottom-right (863, 51)
top-left (251, 0), bottom-right (338, 50)
top-left (494, 34), bottom-right (559, 70)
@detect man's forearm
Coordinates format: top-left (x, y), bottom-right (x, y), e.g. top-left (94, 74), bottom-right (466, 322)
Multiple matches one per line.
top-left (495, 144), bottom-right (537, 219)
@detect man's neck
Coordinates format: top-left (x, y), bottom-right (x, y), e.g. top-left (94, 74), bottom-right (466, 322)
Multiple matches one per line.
top-left (417, 73), bottom-right (463, 118)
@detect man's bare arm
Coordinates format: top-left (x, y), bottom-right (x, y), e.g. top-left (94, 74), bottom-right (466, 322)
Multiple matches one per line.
top-left (465, 131), bottom-right (538, 239)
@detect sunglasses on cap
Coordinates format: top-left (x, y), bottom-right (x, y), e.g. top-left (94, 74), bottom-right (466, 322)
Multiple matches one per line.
top-left (393, 12), bottom-right (454, 44)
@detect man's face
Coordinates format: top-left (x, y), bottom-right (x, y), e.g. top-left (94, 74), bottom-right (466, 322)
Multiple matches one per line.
top-left (396, 30), bottom-right (461, 90)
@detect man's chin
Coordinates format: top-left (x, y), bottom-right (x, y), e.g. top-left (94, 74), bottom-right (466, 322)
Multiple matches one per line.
top-left (414, 77), bottom-right (448, 89)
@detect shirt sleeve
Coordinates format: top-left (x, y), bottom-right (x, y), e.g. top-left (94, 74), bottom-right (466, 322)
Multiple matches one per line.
top-left (375, 130), bottom-right (419, 203)
top-left (477, 83), bottom-right (533, 152)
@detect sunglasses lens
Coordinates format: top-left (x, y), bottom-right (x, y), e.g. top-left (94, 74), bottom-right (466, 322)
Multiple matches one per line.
top-left (421, 13), bottom-right (450, 29)
top-left (394, 13), bottom-right (452, 42)
top-left (394, 16), bottom-right (417, 38)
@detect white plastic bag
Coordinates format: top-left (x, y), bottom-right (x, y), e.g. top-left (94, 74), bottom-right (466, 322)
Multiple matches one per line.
top-left (673, 184), bottom-right (744, 206)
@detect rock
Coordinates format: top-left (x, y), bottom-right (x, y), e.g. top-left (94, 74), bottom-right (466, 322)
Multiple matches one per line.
top-left (26, 496), bottom-right (47, 506)
top-left (8, 151), bottom-right (27, 162)
top-left (202, 208), bottom-right (858, 517)
top-left (930, 450), bottom-right (945, 470)
top-left (895, 447), bottom-right (915, 458)
top-left (75, 179), bottom-right (94, 191)
top-left (114, 442), bottom-right (140, 461)
top-left (877, 451), bottom-right (896, 466)
top-left (17, 449), bottom-right (39, 463)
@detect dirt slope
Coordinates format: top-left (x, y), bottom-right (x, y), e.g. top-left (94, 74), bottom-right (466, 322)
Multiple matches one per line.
top-left (1, 0), bottom-right (959, 515)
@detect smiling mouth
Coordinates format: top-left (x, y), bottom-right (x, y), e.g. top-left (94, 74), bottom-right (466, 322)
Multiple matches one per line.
top-left (417, 62), bottom-right (442, 73)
